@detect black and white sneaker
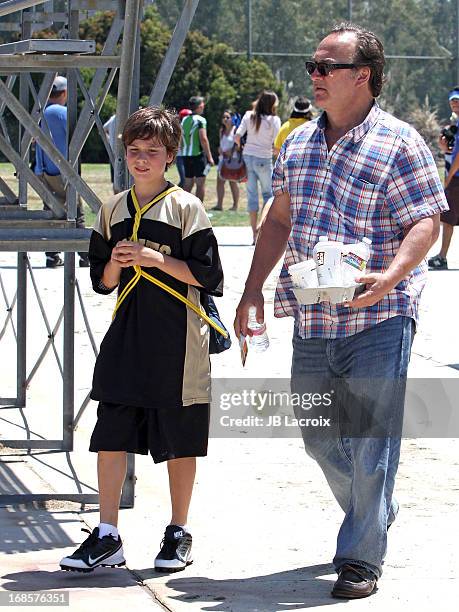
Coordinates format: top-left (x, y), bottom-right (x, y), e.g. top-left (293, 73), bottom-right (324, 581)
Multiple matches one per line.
top-left (46, 254), bottom-right (64, 268)
top-left (60, 527), bottom-right (125, 573)
top-left (154, 525), bottom-right (193, 572)
top-left (428, 254), bottom-right (448, 270)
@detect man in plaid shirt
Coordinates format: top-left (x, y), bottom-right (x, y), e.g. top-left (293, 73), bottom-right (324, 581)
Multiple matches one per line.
top-left (235, 23), bottom-right (448, 599)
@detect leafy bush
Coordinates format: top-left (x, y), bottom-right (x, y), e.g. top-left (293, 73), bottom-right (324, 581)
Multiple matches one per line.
top-left (407, 96), bottom-right (442, 158)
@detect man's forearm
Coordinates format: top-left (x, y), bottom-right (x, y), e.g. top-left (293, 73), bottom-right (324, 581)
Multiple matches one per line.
top-left (199, 132), bottom-right (213, 161)
top-left (202, 141), bottom-right (212, 161)
top-left (385, 216), bottom-right (439, 286)
top-left (244, 217), bottom-right (291, 291)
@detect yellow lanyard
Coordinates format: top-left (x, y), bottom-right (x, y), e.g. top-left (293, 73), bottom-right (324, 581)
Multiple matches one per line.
top-left (111, 186), bottom-right (228, 338)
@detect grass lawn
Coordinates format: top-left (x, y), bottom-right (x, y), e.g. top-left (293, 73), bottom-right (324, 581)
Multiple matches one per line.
top-left (0, 162), bottom-right (251, 228)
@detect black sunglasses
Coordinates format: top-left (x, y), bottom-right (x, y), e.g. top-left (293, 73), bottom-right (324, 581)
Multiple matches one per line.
top-left (305, 60), bottom-right (363, 77)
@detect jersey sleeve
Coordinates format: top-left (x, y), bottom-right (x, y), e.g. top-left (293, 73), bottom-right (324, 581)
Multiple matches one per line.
top-left (89, 205), bottom-right (116, 295)
top-left (180, 198), bottom-right (223, 296)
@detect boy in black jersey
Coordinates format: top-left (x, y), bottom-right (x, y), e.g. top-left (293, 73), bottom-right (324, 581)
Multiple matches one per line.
top-left (60, 107), bottom-right (223, 573)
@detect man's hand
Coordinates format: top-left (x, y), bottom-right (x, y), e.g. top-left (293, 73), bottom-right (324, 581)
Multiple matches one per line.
top-left (234, 290), bottom-right (265, 338)
top-left (343, 272), bottom-right (399, 309)
top-left (111, 240), bottom-right (161, 268)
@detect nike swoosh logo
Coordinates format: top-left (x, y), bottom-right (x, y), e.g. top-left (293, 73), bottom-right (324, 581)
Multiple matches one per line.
top-left (88, 552), bottom-right (113, 565)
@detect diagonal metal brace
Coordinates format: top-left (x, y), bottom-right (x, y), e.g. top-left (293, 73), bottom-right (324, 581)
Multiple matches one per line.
top-left (149, 0), bottom-right (200, 106)
top-left (19, 72), bottom-right (56, 161)
top-left (0, 273), bottom-right (17, 342)
top-left (24, 256), bottom-right (64, 384)
top-left (0, 132), bottom-right (66, 218)
top-left (0, 78), bottom-right (102, 213)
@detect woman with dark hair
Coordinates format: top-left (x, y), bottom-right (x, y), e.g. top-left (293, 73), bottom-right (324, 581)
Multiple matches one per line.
top-left (235, 90), bottom-right (281, 244)
top-left (213, 110), bottom-right (239, 211)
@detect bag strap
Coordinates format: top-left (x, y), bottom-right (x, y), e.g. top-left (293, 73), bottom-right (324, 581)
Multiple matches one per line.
top-left (111, 186), bottom-right (228, 338)
top-left (140, 269), bottom-right (228, 337)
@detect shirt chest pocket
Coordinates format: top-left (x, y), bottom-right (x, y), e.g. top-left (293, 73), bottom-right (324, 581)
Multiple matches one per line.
top-left (328, 173), bottom-right (390, 240)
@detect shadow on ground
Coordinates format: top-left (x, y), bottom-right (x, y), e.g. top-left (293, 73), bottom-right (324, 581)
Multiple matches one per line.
top-left (134, 563), bottom-right (346, 611)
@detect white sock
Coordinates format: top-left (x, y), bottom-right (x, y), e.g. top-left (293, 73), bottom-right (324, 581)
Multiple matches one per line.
top-left (98, 522), bottom-right (119, 540)
top-left (176, 524), bottom-right (188, 533)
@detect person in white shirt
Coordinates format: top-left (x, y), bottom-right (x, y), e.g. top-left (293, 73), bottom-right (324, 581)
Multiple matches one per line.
top-left (213, 110), bottom-right (239, 211)
top-left (235, 91), bottom-right (281, 243)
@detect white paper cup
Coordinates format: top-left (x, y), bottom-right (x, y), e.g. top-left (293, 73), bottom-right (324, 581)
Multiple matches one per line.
top-left (288, 260), bottom-right (317, 288)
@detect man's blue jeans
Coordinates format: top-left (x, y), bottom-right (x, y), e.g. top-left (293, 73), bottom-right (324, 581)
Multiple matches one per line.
top-left (291, 316), bottom-right (414, 578)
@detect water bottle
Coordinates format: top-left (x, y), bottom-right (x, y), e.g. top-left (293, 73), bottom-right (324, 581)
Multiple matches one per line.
top-left (341, 237), bottom-right (372, 285)
top-left (247, 306), bottom-right (269, 352)
top-left (313, 236), bottom-right (344, 286)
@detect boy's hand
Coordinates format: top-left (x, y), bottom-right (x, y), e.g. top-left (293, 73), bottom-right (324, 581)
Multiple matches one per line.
top-left (112, 240), bottom-right (162, 268)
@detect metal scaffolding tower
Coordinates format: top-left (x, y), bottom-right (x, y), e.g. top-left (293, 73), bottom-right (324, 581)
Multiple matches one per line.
top-left (0, 0), bottom-right (200, 507)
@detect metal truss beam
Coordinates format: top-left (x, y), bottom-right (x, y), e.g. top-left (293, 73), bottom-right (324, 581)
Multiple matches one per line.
top-left (0, 228), bottom-right (91, 251)
top-left (18, 73), bottom-right (56, 163)
top-left (0, 0), bottom-right (48, 18)
top-left (0, 0), bottom-right (200, 512)
top-left (0, 55), bottom-right (120, 72)
top-left (0, 133), bottom-right (66, 217)
top-left (149, 0), bottom-right (200, 106)
top-left (114, 0), bottom-right (142, 192)
top-left (0, 39), bottom-right (96, 54)
top-left (69, 15), bottom-right (124, 161)
top-left (0, 177), bottom-right (17, 204)
top-left (0, 78), bottom-right (102, 213)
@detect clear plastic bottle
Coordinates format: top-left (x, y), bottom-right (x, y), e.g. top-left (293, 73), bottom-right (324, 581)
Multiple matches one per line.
top-left (341, 237), bottom-right (372, 285)
top-left (247, 305), bottom-right (269, 352)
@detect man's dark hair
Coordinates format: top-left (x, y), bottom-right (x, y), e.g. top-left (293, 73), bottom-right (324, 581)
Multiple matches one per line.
top-left (329, 22), bottom-right (385, 98)
top-left (189, 96), bottom-right (204, 112)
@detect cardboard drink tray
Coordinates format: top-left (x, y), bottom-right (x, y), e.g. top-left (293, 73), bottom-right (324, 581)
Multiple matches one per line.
top-left (292, 284), bottom-right (364, 305)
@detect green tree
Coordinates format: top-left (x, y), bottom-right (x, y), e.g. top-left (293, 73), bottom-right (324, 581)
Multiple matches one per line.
top-left (79, 5), bottom-right (280, 160)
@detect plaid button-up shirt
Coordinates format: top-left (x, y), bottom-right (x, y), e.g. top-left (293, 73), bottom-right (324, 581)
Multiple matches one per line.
top-left (272, 103), bottom-right (448, 338)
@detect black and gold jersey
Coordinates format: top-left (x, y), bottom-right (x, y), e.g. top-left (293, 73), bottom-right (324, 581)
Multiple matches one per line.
top-left (89, 184), bottom-right (223, 409)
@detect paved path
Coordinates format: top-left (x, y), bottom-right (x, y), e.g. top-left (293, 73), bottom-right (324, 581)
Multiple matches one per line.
top-left (0, 227), bottom-right (458, 611)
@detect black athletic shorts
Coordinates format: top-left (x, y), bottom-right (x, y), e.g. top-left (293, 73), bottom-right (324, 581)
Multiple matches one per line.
top-left (89, 402), bottom-right (210, 463)
top-left (183, 154), bottom-right (206, 179)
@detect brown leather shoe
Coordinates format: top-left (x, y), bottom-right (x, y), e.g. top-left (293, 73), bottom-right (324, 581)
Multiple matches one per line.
top-left (331, 563), bottom-right (378, 599)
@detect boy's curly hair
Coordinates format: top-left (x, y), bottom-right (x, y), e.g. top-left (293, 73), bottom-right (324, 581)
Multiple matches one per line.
top-left (122, 106), bottom-right (182, 169)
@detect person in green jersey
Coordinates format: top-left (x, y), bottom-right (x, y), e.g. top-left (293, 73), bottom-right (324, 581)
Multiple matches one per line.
top-left (181, 96), bottom-right (215, 202)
